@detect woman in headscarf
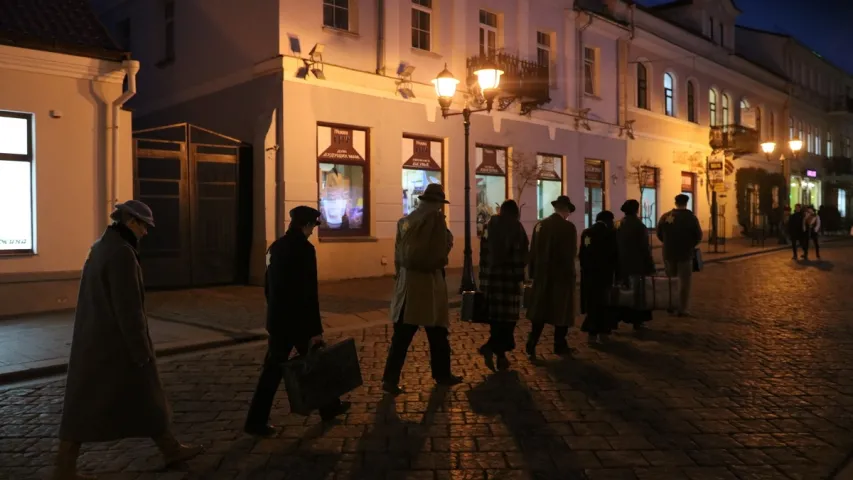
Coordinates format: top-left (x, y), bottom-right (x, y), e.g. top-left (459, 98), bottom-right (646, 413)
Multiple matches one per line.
top-left (579, 210), bottom-right (619, 345)
top-left (478, 199), bottom-right (529, 372)
top-left (616, 200), bottom-right (655, 330)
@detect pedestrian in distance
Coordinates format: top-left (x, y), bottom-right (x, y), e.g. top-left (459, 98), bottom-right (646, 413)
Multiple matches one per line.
top-left (244, 206), bottom-right (351, 437)
top-left (657, 194), bottom-right (703, 317)
top-left (477, 199), bottom-right (529, 371)
top-left (54, 200), bottom-right (202, 480)
top-left (526, 195), bottom-right (579, 358)
top-left (579, 210), bottom-right (619, 345)
top-left (615, 199), bottom-right (656, 331)
top-left (383, 183), bottom-right (463, 395)
top-left (788, 203), bottom-right (805, 260)
top-left (803, 206), bottom-right (821, 260)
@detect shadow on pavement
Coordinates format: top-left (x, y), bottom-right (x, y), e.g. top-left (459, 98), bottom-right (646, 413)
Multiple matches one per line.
top-left (467, 370), bottom-right (586, 479)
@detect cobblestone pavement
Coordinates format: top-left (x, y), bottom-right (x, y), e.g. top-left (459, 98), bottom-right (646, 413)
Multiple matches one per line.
top-left (3, 243), bottom-right (853, 479)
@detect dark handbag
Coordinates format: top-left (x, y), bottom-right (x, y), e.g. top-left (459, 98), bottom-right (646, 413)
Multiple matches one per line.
top-left (282, 338), bottom-right (363, 416)
top-left (522, 282), bottom-right (533, 310)
top-left (692, 248), bottom-right (703, 272)
top-left (467, 291), bottom-right (490, 324)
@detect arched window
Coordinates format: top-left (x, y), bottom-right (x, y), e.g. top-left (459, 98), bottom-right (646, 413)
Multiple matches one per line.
top-left (709, 89), bottom-right (718, 126)
top-left (789, 116), bottom-right (794, 140)
top-left (637, 63), bottom-right (648, 109)
top-left (798, 120), bottom-right (803, 142)
top-left (721, 94), bottom-right (730, 124)
top-left (687, 81), bottom-right (696, 123)
top-left (769, 111), bottom-right (775, 140)
top-left (664, 73), bottom-right (675, 116)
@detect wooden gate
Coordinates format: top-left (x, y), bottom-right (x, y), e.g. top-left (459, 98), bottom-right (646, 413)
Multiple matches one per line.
top-left (133, 124), bottom-right (251, 288)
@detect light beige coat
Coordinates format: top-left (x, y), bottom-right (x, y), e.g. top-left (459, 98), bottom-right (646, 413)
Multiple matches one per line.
top-left (389, 206), bottom-right (450, 328)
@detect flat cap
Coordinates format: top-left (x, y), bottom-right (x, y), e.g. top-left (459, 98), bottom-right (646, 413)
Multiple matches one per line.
top-left (290, 205), bottom-right (322, 226)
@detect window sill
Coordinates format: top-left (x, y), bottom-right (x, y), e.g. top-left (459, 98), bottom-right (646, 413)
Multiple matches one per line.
top-left (319, 236), bottom-right (378, 243)
top-left (584, 93), bottom-right (602, 100)
top-left (322, 26), bottom-right (360, 38)
top-left (0, 251), bottom-right (36, 258)
top-left (410, 47), bottom-right (442, 59)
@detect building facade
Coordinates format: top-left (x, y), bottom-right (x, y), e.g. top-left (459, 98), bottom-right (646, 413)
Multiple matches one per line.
top-left (94, 0), bottom-right (632, 285)
top-left (0, 2), bottom-right (136, 317)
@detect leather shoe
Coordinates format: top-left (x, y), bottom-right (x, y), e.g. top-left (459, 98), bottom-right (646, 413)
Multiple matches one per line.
top-left (320, 401), bottom-right (352, 421)
top-left (244, 424), bottom-right (278, 437)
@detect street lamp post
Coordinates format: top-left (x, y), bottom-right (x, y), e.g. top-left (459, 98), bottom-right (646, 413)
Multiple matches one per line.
top-left (432, 62), bottom-right (503, 321)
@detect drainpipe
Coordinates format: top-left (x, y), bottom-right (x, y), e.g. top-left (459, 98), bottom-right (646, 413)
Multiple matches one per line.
top-left (376, 0), bottom-right (385, 75)
top-left (576, 11), bottom-right (593, 110)
top-left (107, 59), bottom-right (140, 222)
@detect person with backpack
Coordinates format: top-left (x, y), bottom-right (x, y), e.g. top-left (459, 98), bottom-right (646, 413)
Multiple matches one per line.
top-left (656, 194), bottom-right (703, 317)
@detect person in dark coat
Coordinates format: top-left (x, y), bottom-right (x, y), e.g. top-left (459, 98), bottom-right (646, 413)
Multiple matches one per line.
top-left (616, 200), bottom-right (655, 330)
top-left (579, 210), bottom-right (619, 345)
top-left (478, 199), bottom-right (529, 371)
top-left (55, 200), bottom-right (201, 480)
top-left (657, 194), bottom-right (703, 317)
top-left (788, 203), bottom-right (805, 260)
top-left (244, 206), bottom-right (351, 437)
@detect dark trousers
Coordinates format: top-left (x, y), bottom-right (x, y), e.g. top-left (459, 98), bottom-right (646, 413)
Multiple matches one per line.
top-left (245, 339), bottom-right (341, 428)
top-left (528, 322), bottom-right (569, 349)
top-left (484, 322), bottom-right (517, 354)
top-left (807, 232), bottom-right (820, 258)
top-left (791, 234), bottom-right (802, 258)
top-left (382, 322), bottom-right (451, 386)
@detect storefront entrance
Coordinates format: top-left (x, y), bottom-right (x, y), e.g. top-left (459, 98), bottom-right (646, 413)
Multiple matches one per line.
top-left (789, 173), bottom-right (822, 208)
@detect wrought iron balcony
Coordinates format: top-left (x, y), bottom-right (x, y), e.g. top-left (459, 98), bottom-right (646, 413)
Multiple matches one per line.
top-left (829, 95), bottom-right (853, 114)
top-left (709, 124), bottom-right (760, 155)
top-left (466, 52), bottom-right (551, 115)
top-left (824, 156), bottom-right (853, 176)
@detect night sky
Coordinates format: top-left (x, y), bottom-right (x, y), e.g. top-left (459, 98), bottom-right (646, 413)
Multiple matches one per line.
top-left (638, 0), bottom-right (853, 75)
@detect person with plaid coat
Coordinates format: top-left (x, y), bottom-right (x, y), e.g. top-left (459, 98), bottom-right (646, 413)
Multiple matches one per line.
top-left (478, 199), bottom-right (529, 372)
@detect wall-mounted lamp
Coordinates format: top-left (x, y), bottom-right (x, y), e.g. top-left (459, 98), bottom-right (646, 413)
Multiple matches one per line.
top-left (395, 62), bottom-right (416, 99)
top-left (618, 120), bottom-right (636, 140)
top-left (296, 43), bottom-right (326, 80)
top-left (574, 108), bottom-right (591, 131)
top-left (760, 141), bottom-right (776, 160)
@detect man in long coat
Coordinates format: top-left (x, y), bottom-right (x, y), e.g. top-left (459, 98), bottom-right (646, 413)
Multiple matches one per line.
top-left (55, 200), bottom-right (201, 480)
top-left (383, 184), bottom-right (463, 395)
top-left (657, 194), bottom-right (703, 317)
top-left (245, 206), bottom-right (351, 436)
top-left (526, 195), bottom-right (578, 357)
top-left (579, 210), bottom-right (619, 345)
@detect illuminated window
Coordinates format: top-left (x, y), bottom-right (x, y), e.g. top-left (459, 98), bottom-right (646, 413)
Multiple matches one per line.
top-left (637, 63), bottom-right (648, 109)
top-left (0, 111), bottom-right (35, 254)
top-left (411, 0), bottom-right (432, 51)
top-left (709, 89), bottom-right (718, 126)
top-left (479, 10), bottom-right (497, 56)
top-left (664, 73), bottom-right (675, 117)
top-left (317, 124), bottom-right (369, 236)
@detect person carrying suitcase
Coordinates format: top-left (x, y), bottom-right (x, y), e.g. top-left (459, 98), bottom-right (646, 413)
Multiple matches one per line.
top-left (244, 206), bottom-right (351, 437)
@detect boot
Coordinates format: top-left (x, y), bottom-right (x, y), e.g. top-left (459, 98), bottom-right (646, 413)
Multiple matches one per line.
top-left (52, 440), bottom-right (96, 480)
top-left (153, 432), bottom-right (203, 468)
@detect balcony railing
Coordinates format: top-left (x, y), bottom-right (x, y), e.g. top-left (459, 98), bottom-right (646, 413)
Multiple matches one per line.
top-left (824, 156), bottom-right (853, 176)
top-left (466, 52), bottom-right (551, 115)
top-left (829, 95), bottom-right (853, 114)
top-left (709, 124), bottom-right (760, 155)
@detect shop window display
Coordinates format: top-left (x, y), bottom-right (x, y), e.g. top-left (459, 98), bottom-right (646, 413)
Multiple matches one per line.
top-left (536, 154), bottom-right (562, 219)
top-left (402, 136), bottom-right (443, 215)
top-left (583, 159), bottom-right (606, 228)
top-left (0, 111), bottom-right (34, 253)
top-left (317, 125), bottom-right (369, 234)
top-left (475, 145), bottom-right (507, 236)
top-left (640, 166), bottom-right (658, 229)
top-left (681, 171), bottom-right (695, 212)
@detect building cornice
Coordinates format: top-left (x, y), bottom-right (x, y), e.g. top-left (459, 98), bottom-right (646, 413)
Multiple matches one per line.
top-left (0, 44), bottom-right (124, 82)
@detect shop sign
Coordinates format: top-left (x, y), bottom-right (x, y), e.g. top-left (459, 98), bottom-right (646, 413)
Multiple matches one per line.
top-left (537, 154), bottom-right (561, 180)
top-left (317, 126), bottom-right (366, 162)
top-left (708, 152), bottom-right (725, 193)
top-left (476, 146), bottom-right (506, 175)
top-left (806, 169), bottom-right (817, 178)
top-left (584, 159), bottom-right (604, 183)
top-left (402, 137), bottom-right (442, 170)
top-left (640, 166), bottom-right (657, 188)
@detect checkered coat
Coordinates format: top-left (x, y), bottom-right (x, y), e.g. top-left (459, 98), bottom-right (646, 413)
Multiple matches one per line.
top-left (478, 217), bottom-right (529, 323)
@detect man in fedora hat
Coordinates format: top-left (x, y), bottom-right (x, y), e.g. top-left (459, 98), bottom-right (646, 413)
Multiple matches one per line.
top-left (245, 205), bottom-right (351, 436)
top-left (54, 200), bottom-right (202, 480)
top-left (526, 195), bottom-right (579, 357)
top-left (383, 183), bottom-right (463, 395)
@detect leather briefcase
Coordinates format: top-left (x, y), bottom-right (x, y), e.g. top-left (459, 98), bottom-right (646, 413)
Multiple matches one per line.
top-left (282, 338), bottom-right (363, 416)
top-left (612, 276), bottom-right (680, 312)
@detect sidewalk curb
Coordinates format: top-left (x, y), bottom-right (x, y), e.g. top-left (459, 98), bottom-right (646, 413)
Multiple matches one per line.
top-left (0, 332), bottom-right (267, 387)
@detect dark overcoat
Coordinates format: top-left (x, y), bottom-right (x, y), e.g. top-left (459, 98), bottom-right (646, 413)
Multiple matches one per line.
top-left (615, 215), bottom-right (655, 324)
top-left (479, 216), bottom-right (529, 323)
top-left (526, 213), bottom-right (577, 326)
top-left (266, 227), bottom-right (324, 355)
top-left (59, 225), bottom-right (170, 442)
top-left (579, 221), bottom-right (618, 315)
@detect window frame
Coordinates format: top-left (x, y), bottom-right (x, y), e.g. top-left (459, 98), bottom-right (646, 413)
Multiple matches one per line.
top-left (816, 129), bottom-right (822, 155)
top-left (411, 0), bottom-right (432, 51)
top-left (402, 134), bottom-right (444, 215)
top-left (474, 143), bottom-right (508, 236)
top-left (583, 159), bottom-right (606, 229)
top-left (640, 166), bottom-right (659, 230)
top-left (681, 171), bottom-right (696, 214)
top-left (721, 93), bottom-right (730, 124)
top-left (709, 89), bottom-right (718, 127)
top-left (316, 122), bottom-right (371, 238)
top-left (323, 0), bottom-right (351, 32)
top-left (535, 153), bottom-right (564, 220)
top-left (827, 131), bottom-right (833, 157)
top-left (687, 80), bottom-right (696, 123)
top-left (0, 110), bottom-right (35, 256)
top-left (789, 116), bottom-right (794, 140)
top-left (536, 31), bottom-right (552, 87)
top-left (663, 72), bottom-right (675, 117)
top-left (637, 63), bottom-right (648, 109)
top-left (583, 46), bottom-right (598, 96)
top-left (479, 10), bottom-right (498, 56)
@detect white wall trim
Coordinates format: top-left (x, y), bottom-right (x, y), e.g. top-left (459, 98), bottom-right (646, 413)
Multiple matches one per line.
top-left (0, 45), bottom-right (124, 82)
top-left (628, 104), bottom-right (708, 132)
top-left (633, 130), bottom-right (710, 151)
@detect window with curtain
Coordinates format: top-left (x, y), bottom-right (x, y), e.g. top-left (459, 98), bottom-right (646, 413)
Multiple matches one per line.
top-left (637, 63), bottom-right (648, 109)
top-left (687, 81), bottom-right (696, 123)
top-left (721, 94), bottom-right (730, 124)
top-left (664, 73), bottom-right (675, 117)
top-left (709, 89), bottom-right (718, 126)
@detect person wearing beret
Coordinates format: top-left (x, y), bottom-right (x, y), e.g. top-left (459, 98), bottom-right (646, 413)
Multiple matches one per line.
top-left (615, 199), bottom-right (656, 330)
top-left (526, 195), bottom-right (579, 357)
top-left (244, 206), bottom-right (351, 436)
top-left (54, 201), bottom-right (202, 480)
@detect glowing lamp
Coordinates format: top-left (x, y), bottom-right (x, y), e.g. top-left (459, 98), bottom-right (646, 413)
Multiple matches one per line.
top-left (789, 139), bottom-right (803, 153)
top-left (760, 142), bottom-right (776, 155)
